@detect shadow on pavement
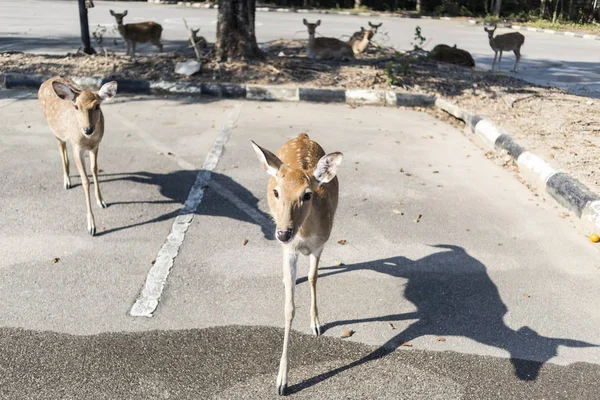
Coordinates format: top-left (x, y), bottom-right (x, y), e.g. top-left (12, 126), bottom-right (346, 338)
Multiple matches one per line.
top-left (293, 244), bottom-right (597, 393)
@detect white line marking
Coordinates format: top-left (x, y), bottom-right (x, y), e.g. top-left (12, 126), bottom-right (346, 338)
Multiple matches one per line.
top-left (129, 103), bottom-right (243, 317)
top-left (0, 92), bottom-right (31, 108)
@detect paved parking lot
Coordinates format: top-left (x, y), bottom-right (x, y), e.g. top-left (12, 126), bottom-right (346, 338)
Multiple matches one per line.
top-left (1, 89), bottom-right (600, 398)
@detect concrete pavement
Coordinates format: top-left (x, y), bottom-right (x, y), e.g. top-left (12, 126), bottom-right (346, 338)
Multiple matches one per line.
top-left (1, 89), bottom-right (600, 397)
top-left (0, 0), bottom-right (599, 97)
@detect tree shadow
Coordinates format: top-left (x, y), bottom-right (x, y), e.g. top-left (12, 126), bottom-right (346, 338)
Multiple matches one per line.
top-left (93, 170), bottom-right (274, 239)
top-left (291, 244), bottom-right (597, 393)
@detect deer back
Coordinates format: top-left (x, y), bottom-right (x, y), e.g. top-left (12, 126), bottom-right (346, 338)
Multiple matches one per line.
top-left (122, 21), bottom-right (163, 43)
top-left (313, 37), bottom-right (354, 59)
top-left (491, 32), bottom-right (525, 51)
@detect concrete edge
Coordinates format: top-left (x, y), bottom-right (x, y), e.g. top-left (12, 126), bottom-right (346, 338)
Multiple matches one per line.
top-left (436, 96), bottom-right (600, 231)
top-left (146, 1), bottom-right (600, 40)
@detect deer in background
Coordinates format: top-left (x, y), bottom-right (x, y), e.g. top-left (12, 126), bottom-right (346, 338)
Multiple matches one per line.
top-left (348, 21), bottom-right (382, 54)
top-left (38, 77), bottom-right (118, 236)
top-left (251, 134), bottom-right (343, 395)
top-left (110, 10), bottom-right (163, 56)
top-left (484, 24), bottom-right (525, 72)
top-left (303, 19), bottom-right (354, 60)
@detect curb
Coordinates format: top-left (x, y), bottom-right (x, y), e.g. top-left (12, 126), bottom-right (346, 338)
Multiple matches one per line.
top-left (4, 71), bottom-right (598, 231)
top-left (146, 0), bottom-right (600, 41)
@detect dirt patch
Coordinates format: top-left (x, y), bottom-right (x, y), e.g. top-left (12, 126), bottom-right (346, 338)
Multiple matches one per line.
top-left (2, 41), bottom-right (599, 195)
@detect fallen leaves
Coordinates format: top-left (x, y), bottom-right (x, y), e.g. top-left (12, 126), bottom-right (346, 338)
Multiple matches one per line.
top-left (392, 209), bottom-right (404, 215)
top-left (388, 323), bottom-right (395, 330)
top-left (50, 257), bottom-right (60, 264)
top-left (334, 261), bottom-right (345, 266)
top-left (242, 239), bottom-right (248, 246)
top-left (400, 342), bottom-right (413, 347)
top-left (337, 239), bottom-right (347, 245)
top-left (413, 214), bottom-right (422, 223)
top-left (341, 329), bottom-right (355, 338)
top-left (437, 337), bottom-right (446, 342)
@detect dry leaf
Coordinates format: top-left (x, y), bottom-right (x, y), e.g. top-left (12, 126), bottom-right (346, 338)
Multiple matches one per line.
top-left (388, 323), bottom-right (395, 330)
top-left (392, 209), bottom-right (404, 215)
top-left (167, 152), bottom-right (174, 156)
top-left (396, 201), bottom-right (404, 205)
top-left (334, 261), bottom-right (345, 266)
top-left (405, 173), bottom-right (412, 177)
top-left (51, 257), bottom-right (60, 264)
top-left (341, 329), bottom-right (355, 338)
top-left (524, 294), bottom-right (531, 298)
top-left (433, 170), bottom-right (439, 174)
top-left (498, 243), bottom-right (503, 246)
top-left (413, 214), bottom-right (422, 223)
top-left (362, 198), bottom-right (367, 201)
top-left (232, 164), bottom-right (238, 169)
top-left (242, 239), bottom-right (248, 246)
top-left (437, 337), bottom-right (446, 342)
top-left (337, 239), bottom-right (347, 245)
top-left (151, 259), bottom-right (156, 265)
top-left (400, 342), bottom-right (413, 347)
top-left (400, 168), bottom-right (404, 173)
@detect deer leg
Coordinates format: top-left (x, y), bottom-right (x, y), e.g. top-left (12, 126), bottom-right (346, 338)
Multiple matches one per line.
top-left (513, 48), bottom-right (521, 72)
top-left (73, 147), bottom-right (96, 236)
top-left (131, 42), bottom-right (136, 57)
top-left (498, 50), bottom-right (503, 67)
top-left (492, 51), bottom-right (498, 71)
top-left (276, 247), bottom-right (298, 396)
top-left (152, 39), bottom-right (163, 52)
top-left (90, 147), bottom-right (107, 209)
top-left (57, 139), bottom-right (71, 190)
top-left (125, 40), bottom-right (131, 55)
top-left (309, 250), bottom-right (323, 336)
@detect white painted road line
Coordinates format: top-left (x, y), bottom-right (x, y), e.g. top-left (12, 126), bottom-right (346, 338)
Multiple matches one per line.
top-left (0, 92), bottom-right (31, 108)
top-left (129, 102), bottom-right (243, 318)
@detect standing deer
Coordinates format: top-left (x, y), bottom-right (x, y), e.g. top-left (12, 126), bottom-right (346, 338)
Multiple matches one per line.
top-left (484, 24), bottom-right (525, 72)
top-left (110, 10), bottom-right (163, 56)
top-left (303, 19), bottom-right (354, 60)
top-left (251, 134), bottom-right (343, 395)
top-left (38, 77), bottom-right (118, 236)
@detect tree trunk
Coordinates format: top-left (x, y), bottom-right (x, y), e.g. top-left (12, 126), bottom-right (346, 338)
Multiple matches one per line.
top-left (494, 0), bottom-right (502, 16)
top-left (540, 0), bottom-right (547, 18)
top-left (216, 0), bottom-right (263, 61)
top-left (354, 0), bottom-right (362, 9)
top-left (416, 0), bottom-right (422, 12)
top-left (552, 0), bottom-right (560, 22)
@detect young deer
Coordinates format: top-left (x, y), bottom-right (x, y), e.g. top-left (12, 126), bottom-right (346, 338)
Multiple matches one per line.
top-left (348, 21), bottom-right (382, 54)
top-left (484, 24), bottom-right (525, 72)
top-left (110, 10), bottom-right (163, 56)
top-left (303, 19), bottom-right (354, 60)
top-left (38, 77), bottom-right (117, 236)
top-left (251, 134), bottom-right (343, 395)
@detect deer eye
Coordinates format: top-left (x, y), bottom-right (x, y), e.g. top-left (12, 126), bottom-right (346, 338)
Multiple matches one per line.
top-left (273, 189), bottom-right (279, 199)
top-left (95, 104), bottom-right (100, 110)
top-left (303, 192), bottom-right (312, 201)
top-left (74, 105), bottom-right (79, 110)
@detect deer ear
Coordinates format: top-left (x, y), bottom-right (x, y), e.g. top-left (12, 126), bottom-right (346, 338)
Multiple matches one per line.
top-left (52, 82), bottom-right (78, 102)
top-left (314, 152), bottom-right (343, 184)
top-left (98, 81), bottom-right (117, 101)
top-left (123, 10), bottom-right (128, 17)
top-left (251, 141), bottom-right (283, 177)
top-left (316, 20), bottom-right (321, 26)
top-left (110, 9), bottom-right (115, 16)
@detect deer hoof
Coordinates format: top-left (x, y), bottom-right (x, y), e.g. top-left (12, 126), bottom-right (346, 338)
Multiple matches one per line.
top-left (276, 383), bottom-right (287, 396)
top-left (311, 323), bottom-right (322, 336)
top-left (64, 181), bottom-right (71, 190)
top-left (98, 200), bottom-right (108, 209)
top-left (88, 225), bottom-right (96, 236)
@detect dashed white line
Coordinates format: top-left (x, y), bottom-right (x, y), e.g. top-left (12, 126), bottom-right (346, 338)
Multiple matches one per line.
top-left (129, 102), bottom-right (242, 317)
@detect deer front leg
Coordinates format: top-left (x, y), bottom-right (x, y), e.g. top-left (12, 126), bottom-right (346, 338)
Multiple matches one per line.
top-left (276, 247), bottom-right (298, 396)
top-left (125, 40), bottom-right (131, 56)
top-left (57, 139), bottom-right (71, 189)
top-left (498, 50), bottom-right (503, 67)
top-left (309, 250), bottom-right (323, 336)
top-left (492, 51), bottom-right (498, 71)
top-left (73, 147), bottom-right (96, 236)
top-left (90, 147), bottom-right (107, 209)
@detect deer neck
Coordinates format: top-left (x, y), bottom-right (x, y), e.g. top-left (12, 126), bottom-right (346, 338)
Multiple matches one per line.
top-left (308, 32), bottom-right (316, 48)
top-left (116, 23), bottom-right (126, 38)
top-left (356, 34), bottom-right (370, 53)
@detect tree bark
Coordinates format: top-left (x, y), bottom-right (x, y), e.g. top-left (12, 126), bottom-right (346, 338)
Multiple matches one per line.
top-left (416, 0), bottom-right (422, 12)
top-left (354, 0), bottom-right (362, 9)
top-left (494, 0), bottom-right (502, 16)
top-left (216, 0), bottom-right (263, 61)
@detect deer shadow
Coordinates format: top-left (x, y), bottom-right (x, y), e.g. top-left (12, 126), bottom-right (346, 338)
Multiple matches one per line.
top-left (93, 170), bottom-right (274, 239)
top-left (291, 244), bottom-right (596, 393)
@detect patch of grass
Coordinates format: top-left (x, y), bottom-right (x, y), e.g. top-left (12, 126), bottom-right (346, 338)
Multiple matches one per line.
top-left (523, 19), bottom-right (600, 35)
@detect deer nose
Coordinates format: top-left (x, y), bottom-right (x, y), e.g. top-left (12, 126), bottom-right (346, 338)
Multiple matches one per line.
top-left (83, 127), bottom-right (94, 136)
top-left (276, 229), bottom-right (293, 243)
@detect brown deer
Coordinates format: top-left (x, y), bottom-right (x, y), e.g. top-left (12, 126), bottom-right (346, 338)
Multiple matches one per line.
top-left (303, 19), bottom-right (354, 60)
top-left (110, 10), bottom-right (163, 56)
top-left (38, 77), bottom-right (118, 236)
top-left (348, 21), bottom-right (382, 54)
top-left (484, 24), bottom-right (525, 72)
top-left (251, 134), bottom-right (343, 395)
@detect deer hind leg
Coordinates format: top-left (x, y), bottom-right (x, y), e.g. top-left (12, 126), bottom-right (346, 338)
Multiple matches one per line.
top-left (492, 51), bottom-right (498, 71)
top-left (57, 139), bottom-right (71, 190)
top-left (73, 147), bottom-right (96, 236)
top-left (513, 47), bottom-right (521, 72)
top-left (125, 40), bottom-right (131, 55)
top-left (152, 37), bottom-right (163, 52)
top-left (498, 50), bottom-right (503, 68)
top-left (276, 248), bottom-right (298, 396)
top-left (90, 147), bottom-right (107, 209)
top-left (309, 250), bottom-right (323, 336)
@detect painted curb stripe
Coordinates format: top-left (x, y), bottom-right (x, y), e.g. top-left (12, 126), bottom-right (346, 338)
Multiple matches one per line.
top-left (515, 151), bottom-right (557, 184)
top-left (494, 133), bottom-right (525, 160)
top-left (129, 102), bottom-right (243, 318)
top-left (546, 173), bottom-right (600, 217)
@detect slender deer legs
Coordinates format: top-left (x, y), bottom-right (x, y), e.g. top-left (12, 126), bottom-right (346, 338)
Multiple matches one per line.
top-left (57, 139), bottom-right (71, 190)
top-left (277, 248), bottom-right (298, 396)
top-left (73, 147), bottom-right (96, 236)
top-left (90, 147), bottom-right (107, 209)
top-left (309, 250), bottom-right (323, 336)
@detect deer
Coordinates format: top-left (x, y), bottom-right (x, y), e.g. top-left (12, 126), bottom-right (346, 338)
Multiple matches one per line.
top-left (251, 134), bottom-right (343, 395)
top-left (348, 21), bottom-right (382, 54)
top-left (38, 77), bottom-right (118, 236)
top-left (110, 10), bottom-right (163, 56)
top-left (303, 19), bottom-right (354, 60)
top-left (484, 24), bottom-right (525, 72)
top-left (191, 28), bottom-right (207, 48)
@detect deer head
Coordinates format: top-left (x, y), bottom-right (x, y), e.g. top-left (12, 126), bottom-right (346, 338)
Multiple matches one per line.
top-left (368, 21), bottom-right (382, 33)
top-left (51, 81), bottom-right (117, 137)
top-left (251, 140), bottom-right (342, 243)
top-left (109, 9), bottom-right (128, 25)
top-left (484, 24), bottom-right (497, 39)
top-left (360, 27), bottom-right (375, 41)
top-left (303, 19), bottom-right (321, 36)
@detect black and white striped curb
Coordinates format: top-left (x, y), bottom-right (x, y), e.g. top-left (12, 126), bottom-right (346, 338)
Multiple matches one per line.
top-left (1, 73), bottom-right (435, 107)
top-left (436, 97), bottom-right (600, 230)
top-left (147, 0), bottom-right (600, 41)
top-left (4, 71), bottom-right (598, 230)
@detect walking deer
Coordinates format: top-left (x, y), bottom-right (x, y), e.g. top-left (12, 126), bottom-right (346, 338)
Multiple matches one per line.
top-left (484, 24), bottom-right (525, 72)
top-left (251, 134), bottom-right (343, 395)
top-left (110, 10), bottom-right (163, 56)
top-left (303, 19), bottom-right (354, 60)
top-left (38, 77), bottom-right (118, 236)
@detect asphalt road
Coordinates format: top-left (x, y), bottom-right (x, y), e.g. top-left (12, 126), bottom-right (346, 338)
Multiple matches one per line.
top-left (0, 0), bottom-right (599, 97)
top-left (1, 88), bottom-right (600, 398)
